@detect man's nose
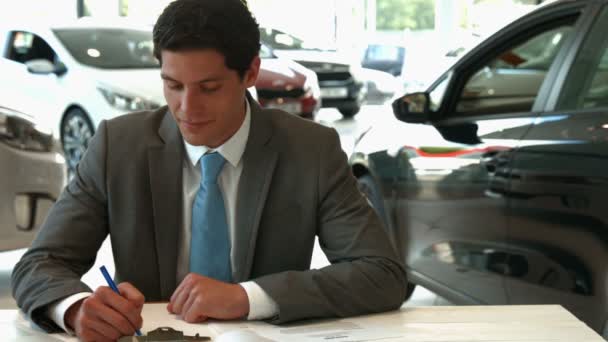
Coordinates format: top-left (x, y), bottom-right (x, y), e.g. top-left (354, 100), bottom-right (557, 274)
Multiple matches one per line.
top-left (180, 87), bottom-right (201, 114)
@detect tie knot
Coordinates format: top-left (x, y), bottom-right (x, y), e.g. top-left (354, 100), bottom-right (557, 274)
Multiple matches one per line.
top-left (200, 152), bottom-right (226, 183)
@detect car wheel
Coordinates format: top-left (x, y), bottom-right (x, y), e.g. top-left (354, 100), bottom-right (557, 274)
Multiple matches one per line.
top-left (357, 174), bottom-right (388, 229)
top-left (405, 281), bottom-right (417, 301)
top-left (61, 108), bottom-right (95, 173)
top-left (339, 106), bottom-right (360, 118)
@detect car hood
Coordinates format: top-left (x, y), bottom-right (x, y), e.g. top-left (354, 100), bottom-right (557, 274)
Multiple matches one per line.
top-left (257, 57), bottom-right (306, 90)
top-left (90, 68), bottom-right (165, 105)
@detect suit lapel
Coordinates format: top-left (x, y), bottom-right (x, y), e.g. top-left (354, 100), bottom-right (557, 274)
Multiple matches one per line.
top-left (232, 100), bottom-right (277, 282)
top-left (148, 110), bottom-right (183, 298)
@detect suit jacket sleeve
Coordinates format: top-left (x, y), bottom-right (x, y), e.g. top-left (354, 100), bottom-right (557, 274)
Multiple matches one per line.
top-left (254, 128), bottom-right (408, 324)
top-left (11, 121), bottom-right (110, 332)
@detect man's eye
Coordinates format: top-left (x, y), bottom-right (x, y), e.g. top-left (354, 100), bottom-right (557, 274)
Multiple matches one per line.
top-left (166, 82), bottom-right (182, 90)
top-left (201, 86), bottom-right (221, 93)
top-left (201, 84), bottom-right (221, 93)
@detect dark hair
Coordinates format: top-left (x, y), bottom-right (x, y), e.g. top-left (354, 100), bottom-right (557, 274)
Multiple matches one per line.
top-left (153, 0), bottom-right (260, 79)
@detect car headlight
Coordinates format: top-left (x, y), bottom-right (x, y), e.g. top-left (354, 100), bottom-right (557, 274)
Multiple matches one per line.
top-left (303, 71), bottom-right (321, 98)
top-left (0, 111), bottom-right (54, 152)
top-left (98, 87), bottom-right (160, 111)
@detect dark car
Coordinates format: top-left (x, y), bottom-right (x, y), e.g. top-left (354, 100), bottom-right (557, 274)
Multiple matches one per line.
top-left (350, 0), bottom-right (608, 336)
top-left (256, 45), bottom-right (321, 119)
top-left (260, 27), bottom-right (365, 118)
top-left (361, 43), bottom-right (406, 76)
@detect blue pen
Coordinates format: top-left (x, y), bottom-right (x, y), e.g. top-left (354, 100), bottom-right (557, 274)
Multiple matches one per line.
top-left (99, 265), bottom-right (143, 336)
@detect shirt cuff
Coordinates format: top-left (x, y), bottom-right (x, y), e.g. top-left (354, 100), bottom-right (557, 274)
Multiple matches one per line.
top-left (239, 281), bottom-right (279, 320)
top-left (46, 292), bottom-right (92, 334)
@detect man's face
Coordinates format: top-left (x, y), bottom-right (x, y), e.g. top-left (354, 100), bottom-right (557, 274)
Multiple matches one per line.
top-left (161, 49), bottom-right (260, 147)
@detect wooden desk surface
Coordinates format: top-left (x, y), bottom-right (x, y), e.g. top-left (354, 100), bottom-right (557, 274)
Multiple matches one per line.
top-left (0, 304), bottom-right (604, 341)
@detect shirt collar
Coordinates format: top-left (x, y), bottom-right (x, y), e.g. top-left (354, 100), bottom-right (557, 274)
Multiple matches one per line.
top-left (184, 99), bottom-right (251, 168)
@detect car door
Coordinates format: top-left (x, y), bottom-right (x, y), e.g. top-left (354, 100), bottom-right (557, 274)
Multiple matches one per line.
top-left (2, 30), bottom-right (64, 132)
top-left (504, 2), bottom-right (608, 334)
top-left (398, 2), bottom-right (583, 305)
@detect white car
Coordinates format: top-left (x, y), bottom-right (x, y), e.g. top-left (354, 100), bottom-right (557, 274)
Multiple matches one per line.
top-left (0, 105), bottom-right (66, 250)
top-left (0, 18), bottom-right (166, 171)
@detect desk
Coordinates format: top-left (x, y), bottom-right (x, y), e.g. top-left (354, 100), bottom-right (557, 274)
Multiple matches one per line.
top-left (0, 304), bottom-right (604, 341)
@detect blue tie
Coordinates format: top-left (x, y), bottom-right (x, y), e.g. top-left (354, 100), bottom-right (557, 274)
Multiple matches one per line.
top-left (189, 152), bottom-right (232, 282)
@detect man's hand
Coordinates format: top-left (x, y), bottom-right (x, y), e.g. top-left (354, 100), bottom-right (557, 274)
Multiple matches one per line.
top-left (167, 273), bottom-right (249, 323)
top-left (65, 282), bottom-right (145, 342)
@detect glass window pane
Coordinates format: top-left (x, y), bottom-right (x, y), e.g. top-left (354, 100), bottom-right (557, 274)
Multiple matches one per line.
top-left (556, 7), bottom-right (608, 111)
top-left (456, 24), bottom-right (574, 116)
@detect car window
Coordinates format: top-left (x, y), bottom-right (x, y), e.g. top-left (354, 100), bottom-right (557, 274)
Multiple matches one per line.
top-left (455, 23), bottom-right (575, 116)
top-left (259, 27), bottom-right (330, 51)
top-left (556, 6), bottom-right (608, 111)
top-left (429, 71), bottom-right (452, 111)
top-left (7, 31), bottom-right (57, 64)
top-left (260, 44), bottom-right (274, 59)
top-left (260, 27), bottom-right (305, 50)
top-left (364, 44), bottom-right (405, 62)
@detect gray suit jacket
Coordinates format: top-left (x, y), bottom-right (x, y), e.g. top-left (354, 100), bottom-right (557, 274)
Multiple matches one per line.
top-left (11, 99), bottom-right (407, 332)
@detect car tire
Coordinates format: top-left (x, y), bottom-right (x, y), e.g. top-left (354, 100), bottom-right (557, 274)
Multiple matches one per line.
top-left (357, 174), bottom-right (388, 230)
top-left (339, 106), bottom-right (360, 118)
top-left (404, 281), bottom-right (417, 301)
top-left (61, 108), bottom-right (95, 173)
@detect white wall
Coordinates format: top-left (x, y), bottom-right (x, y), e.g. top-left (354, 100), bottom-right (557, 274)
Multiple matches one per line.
top-left (0, 0), bottom-right (77, 24)
top-left (250, 0), bottom-right (338, 48)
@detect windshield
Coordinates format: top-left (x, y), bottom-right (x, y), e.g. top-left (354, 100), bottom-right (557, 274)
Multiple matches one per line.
top-left (259, 27), bottom-right (326, 51)
top-left (365, 44), bottom-right (405, 62)
top-left (260, 44), bottom-right (274, 59)
top-left (53, 28), bottom-right (158, 69)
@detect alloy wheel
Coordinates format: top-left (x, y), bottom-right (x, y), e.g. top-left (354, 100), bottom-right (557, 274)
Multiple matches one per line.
top-left (61, 110), bottom-right (94, 172)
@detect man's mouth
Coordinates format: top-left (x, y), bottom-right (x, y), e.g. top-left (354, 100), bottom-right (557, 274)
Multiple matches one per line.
top-left (179, 119), bottom-right (214, 129)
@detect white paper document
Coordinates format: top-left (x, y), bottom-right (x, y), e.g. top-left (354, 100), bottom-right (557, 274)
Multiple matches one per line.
top-left (211, 319), bottom-right (404, 342)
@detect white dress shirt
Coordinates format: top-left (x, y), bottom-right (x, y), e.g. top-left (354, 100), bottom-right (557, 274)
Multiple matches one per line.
top-left (47, 99), bottom-right (278, 333)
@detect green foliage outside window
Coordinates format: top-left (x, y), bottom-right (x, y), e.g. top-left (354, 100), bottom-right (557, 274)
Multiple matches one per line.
top-left (376, 0), bottom-right (435, 31)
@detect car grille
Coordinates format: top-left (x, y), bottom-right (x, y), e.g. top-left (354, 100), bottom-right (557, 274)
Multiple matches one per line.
top-left (317, 72), bottom-right (352, 82)
top-left (297, 61), bottom-right (353, 82)
top-left (257, 88), bottom-right (306, 99)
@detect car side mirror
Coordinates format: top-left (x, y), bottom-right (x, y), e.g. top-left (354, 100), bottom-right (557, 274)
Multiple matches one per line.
top-left (25, 59), bottom-right (56, 74)
top-left (25, 59), bottom-right (67, 76)
top-left (54, 61), bottom-right (68, 76)
top-left (392, 92), bottom-right (431, 123)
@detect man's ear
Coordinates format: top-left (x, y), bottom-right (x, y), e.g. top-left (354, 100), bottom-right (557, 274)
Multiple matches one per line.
top-left (244, 55), bottom-right (261, 88)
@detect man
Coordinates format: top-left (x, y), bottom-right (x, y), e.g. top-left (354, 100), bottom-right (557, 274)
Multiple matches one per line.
top-left (11, 0), bottom-right (407, 340)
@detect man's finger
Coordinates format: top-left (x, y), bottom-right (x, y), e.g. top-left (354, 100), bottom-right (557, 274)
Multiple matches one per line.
top-left (95, 287), bottom-right (143, 333)
top-left (169, 284), bottom-right (190, 315)
top-left (78, 327), bottom-right (114, 342)
top-left (84, 316), bottom-right (123, 341)
top-left (170, 273), bottom-right (192, 303)
top-left (81, 295), bottom-right (134, 338)
top-left (182, 294), bottom-right (208, 323)
top-left (170, 274), bottom-right (196, 314)
top-left (117, 282), bottom-right (145, 309)
top-left (181, 290), bottom-right (196, 322)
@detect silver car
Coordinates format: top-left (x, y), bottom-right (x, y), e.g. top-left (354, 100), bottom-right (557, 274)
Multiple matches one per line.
top-left (0, 105), bottom-right (66, 251)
